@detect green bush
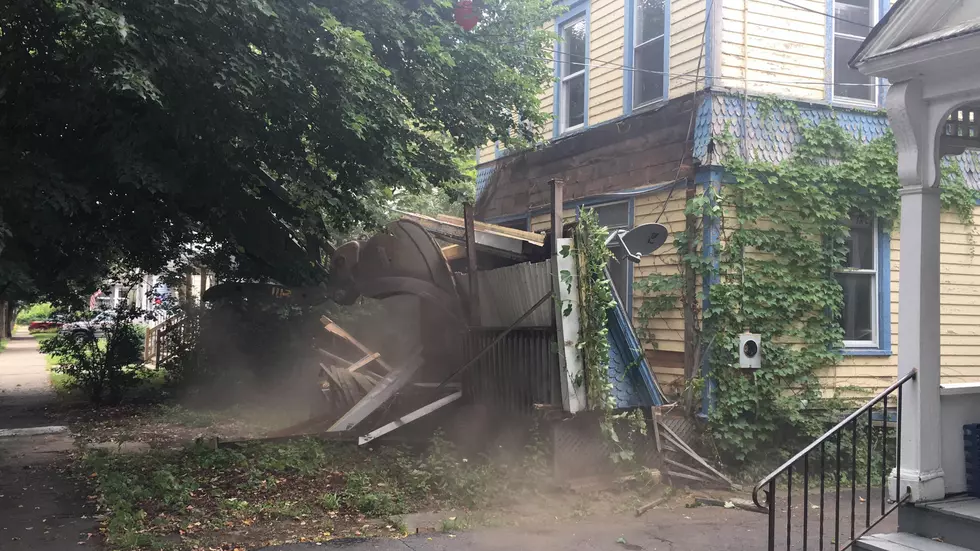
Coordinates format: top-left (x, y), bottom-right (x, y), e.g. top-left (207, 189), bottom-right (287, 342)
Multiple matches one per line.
top-left (16, 303), bottom-right (56, 323)
top-left (40, 307), bottom-right (146, 405)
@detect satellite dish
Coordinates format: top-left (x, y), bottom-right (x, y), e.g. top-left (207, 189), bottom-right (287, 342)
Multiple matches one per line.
top-left (606, 223), bottom-right (668, 263)
top-left (623, 223), bottom-right (668, 255)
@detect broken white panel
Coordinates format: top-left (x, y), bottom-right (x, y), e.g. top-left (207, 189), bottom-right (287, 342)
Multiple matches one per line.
top-left (326, 352), bottom-right (423, 433)
top-left (554, 237), bottom-right (586, 413)
top-left (358, 390), bottom-right (463, 446)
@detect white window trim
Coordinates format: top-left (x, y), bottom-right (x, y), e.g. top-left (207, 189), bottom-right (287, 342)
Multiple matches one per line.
top-left (838, 215), bottom-right (879, 348)
top-left (831, 0), bottom-right (879, 107)
top-left (631, 1), bottom-right (667, 110)
top-left (559, 15), bottom-right (587, 134)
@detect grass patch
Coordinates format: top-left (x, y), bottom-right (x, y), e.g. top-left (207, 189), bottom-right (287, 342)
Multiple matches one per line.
top-left (83, 434), bottom-right (506, 550)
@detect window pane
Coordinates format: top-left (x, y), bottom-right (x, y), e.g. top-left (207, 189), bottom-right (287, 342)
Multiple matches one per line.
top-left (843, 216), bottom-right (874, 269)
top-left (834, 36), bottom-right (874, 102)
top-left (634, 38), bottom-right (665, 107)
top-left (607, 253), bottom-right (631, 304)
top-left (837, 273), bottom-right (875, 342)
top-left (834, 0), bottom-right (872, 37)
top-left (565, 73), bottom-right (586, 129)
top-left (636, 0), bottom-right (666, 44)
top-left (561, 17), bottom-right (587, 77)
top-left (595, 202), bottom-right (630, 229)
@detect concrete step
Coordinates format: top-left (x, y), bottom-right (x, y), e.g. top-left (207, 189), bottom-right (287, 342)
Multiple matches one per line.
top-left (856, 532), bottom-right (972, 551)
top-left (898, 497), bottom-right (980, 551)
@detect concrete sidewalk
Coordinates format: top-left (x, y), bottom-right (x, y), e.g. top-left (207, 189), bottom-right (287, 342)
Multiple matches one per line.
top-left (0, 329), bottom-right (98, 550)
top-left (0, 328), bottom-right (58, 430)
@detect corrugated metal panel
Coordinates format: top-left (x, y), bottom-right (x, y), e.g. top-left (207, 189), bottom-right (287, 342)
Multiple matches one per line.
top-left (472, 260), bottom-right (554, 328)
top-left (462, 327), bottom-right (562, 415)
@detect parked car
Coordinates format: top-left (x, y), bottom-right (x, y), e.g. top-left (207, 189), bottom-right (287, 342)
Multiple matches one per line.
top-left (59, 310), bottom-right (116, 340)
top-left (28, 319), bottom-right (64, 332)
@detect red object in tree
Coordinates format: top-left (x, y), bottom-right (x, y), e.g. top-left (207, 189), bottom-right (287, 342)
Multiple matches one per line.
top-left (454, 1), bottom-right (480, 31)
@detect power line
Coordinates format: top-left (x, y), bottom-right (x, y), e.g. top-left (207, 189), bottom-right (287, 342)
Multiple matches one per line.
top-left (775, 0), bottom-right (873, 29)
top-left (656, 0), bottom-right (714, 225)
top-left (537, 50), bottom-right (884, 88)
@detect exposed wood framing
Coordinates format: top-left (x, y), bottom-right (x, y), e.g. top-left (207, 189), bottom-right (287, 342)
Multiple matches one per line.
top-left (321, 316), bottom-right (393, 372)
top-left (464, 203), bottom-right (480, 326)
top-left (326, 351), bottom-right (424, 433)
top-left (345, 353), bottom-right (381, 373)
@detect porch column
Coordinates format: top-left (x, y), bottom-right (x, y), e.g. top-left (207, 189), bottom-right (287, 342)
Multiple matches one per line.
top-left (888, 80), bottom-right (946, 503)
top-left (895, 186), bottom-right (945, 503)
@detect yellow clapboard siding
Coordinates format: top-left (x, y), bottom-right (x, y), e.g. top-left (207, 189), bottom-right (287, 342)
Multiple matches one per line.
top-left (588, 0), bottom-right (625, 125)
top-left (631, 186), bottom-right (691, 355)
top-left (828, 208), bottom-right (980, 390)
top-left (720, 0), bottom-right (827, 101)
top-left (669, 0), bottom-right (705, 97)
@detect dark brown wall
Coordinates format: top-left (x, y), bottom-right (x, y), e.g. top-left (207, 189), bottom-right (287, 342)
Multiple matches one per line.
top-left (477, 93), bottom-right (698, 220)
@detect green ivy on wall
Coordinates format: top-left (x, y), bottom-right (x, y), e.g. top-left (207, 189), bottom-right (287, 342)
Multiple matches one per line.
top-left (571, 208), bottom-right (647, 464)
top-left (636, 100), bottom-right (980, 466)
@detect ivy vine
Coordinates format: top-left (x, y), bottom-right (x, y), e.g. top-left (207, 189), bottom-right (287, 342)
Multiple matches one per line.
top-left (635, 98), bottom-right (980, 466)
top-left (571, 208), bottom-right (646, 463)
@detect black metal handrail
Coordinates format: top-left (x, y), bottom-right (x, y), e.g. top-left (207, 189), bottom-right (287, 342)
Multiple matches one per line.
top-left (752, 369), bottom-right (916, 551)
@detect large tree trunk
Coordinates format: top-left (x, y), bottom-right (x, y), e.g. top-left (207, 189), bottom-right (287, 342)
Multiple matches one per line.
top-left (0, 300), bottom-right (10, 339)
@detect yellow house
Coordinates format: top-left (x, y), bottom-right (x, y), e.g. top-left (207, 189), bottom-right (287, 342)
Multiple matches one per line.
top-left (474, 0), bottom-right (980, 406)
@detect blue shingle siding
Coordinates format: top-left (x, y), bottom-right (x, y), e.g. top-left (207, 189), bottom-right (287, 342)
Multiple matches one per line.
top-left (694, 93), bottom-right (980, 190)
top-left (475, 163), bottom-right (496, 199)
top-left (606, 294), bottom-right (666, 408)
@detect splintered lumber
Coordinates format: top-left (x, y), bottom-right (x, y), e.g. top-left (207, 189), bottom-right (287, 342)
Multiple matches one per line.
top-left (317, 347), bottom-right (353, 367)
top-left (320, 366), bottom-right (381, 409)
top-left (326, 350), bottom-right (424, 433)
top-left (345, 353), bottom-right (381, 373)
top-left (667, 470), bottom-right (714, 484)
top-left (658, 420), bottom-right (733, 487)
top-left (434, 213), bottom-right (545, 244)
top-left (664, 457), bottom-right (718, 482)
top-left (320, 316), bottom-right (394, 372)
top-left (652, 409), bottom-right (663, 453)
top-left (635, 495), bottom-right (670, 517)
top-left (358, 391), bottom-right (463, 446)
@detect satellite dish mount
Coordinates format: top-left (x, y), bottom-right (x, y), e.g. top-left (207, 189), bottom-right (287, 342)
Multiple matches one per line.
top-left (605, 223), bottom-right (668, 263)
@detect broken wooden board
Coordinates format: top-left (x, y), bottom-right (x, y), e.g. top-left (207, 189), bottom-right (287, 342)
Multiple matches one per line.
top-left (320, 365), bottom-right (381, 410)
top-left (320, 315), bottom-right (394, 372)
top-left (657, 419), bottom-right (733, 488)
top-left (358, 390), bottom-right (463, 446)
top-left (346, 352), bottom-right (381, 373)
top-left (326, 351), bottom-right (424, 433)
top-left (433, 213), bottom-right (545, 244)
top-left (396, 211), bottom-right (543, 260)
top-left (317, 347), bottom-right (352, 367)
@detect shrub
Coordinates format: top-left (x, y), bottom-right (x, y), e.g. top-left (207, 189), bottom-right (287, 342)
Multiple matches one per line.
top-left (40, 306), bottom-right (147, 405)
top-left (16, 303), bottom-right (57, 323)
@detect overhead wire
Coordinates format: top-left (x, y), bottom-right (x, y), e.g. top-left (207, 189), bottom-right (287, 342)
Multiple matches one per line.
top-left (535, 50), bottom-right (884, 88)
top-left (655, 0), bottom-right (714, 225)
top-left (774, 0), bottom-right (873, 29)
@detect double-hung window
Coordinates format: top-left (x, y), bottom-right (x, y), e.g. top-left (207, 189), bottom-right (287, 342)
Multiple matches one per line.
top-left (836, 214), bottom-right (878, 347)
top-left (559, 15), bottom-right (587, 133)
top-left (631, 0), bottom-right (667, 109)
top-left (832, 0), bottom-right (876, 103)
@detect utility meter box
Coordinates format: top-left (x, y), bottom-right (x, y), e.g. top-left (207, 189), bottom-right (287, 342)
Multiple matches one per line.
top-left (739, 333), bottom-right (762, 369)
